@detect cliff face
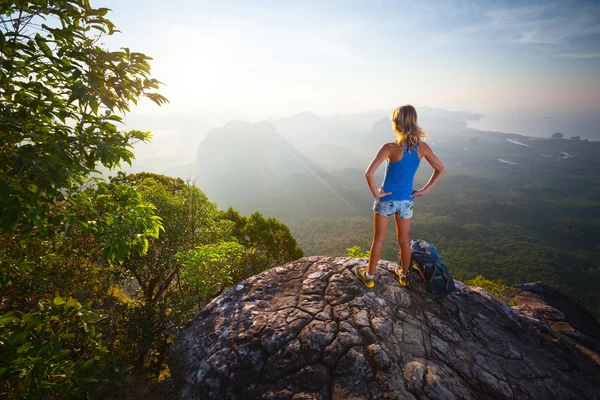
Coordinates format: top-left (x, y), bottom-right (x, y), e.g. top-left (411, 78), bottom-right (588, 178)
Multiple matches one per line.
top-left (169, 257), bottom-right (600, 400)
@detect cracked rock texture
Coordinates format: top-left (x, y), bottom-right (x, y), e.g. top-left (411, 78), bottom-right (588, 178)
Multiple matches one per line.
top-left (169, 257), bottom-right (600, 399)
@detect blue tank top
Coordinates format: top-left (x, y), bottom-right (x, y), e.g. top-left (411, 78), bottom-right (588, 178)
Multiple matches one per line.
top-left (380, 145), bottom-right (420, 201)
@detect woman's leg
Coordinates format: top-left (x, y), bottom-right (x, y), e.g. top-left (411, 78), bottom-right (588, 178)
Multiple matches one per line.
top-left (394, 214), bottom-right (412, 274)
top-left (367, 212), bottom-right (390, 275)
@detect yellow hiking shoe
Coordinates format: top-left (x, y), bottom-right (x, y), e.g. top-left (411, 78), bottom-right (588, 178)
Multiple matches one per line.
top-left (353, 265), bottom-right (375, 288)
top-left (394, 266), bottom-right (409, 287)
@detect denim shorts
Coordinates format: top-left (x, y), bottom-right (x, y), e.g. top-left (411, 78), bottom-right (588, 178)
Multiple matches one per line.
top-left (373, 199), bottom-right (415, 219)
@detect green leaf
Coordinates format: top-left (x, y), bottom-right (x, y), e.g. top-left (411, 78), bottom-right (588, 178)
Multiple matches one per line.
top-left (35, 34), bottom-right (53, 58)
top-left (31, 214), bottom-right (44, 232)
top-left (9, 332), bottom-right (27, 346)
top-left (53, 296), bottom-right (66, 306)
top-left (0, 312), bottom-right (15, 327)
top-left (17, 343), bottom-right (32, 354)
top-left (22, 313), bottom-right (42, 331)
top-left (67, 84), bottom-right (86, 104)
top-left (97, 7), bottom-right (111, 16)
top-left (66, 298), bottom-right (81, 309)
top-left (64, 221), bottom-right (72, 235)
top-left (89, 96), bottom-right (99, 114)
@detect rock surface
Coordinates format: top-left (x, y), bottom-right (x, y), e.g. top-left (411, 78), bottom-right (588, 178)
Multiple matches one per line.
top-left (169, 257), bottom-right (600, 399)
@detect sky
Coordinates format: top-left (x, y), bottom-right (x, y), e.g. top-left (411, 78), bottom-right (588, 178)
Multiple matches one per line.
top-left (94, 0), bottom-right (600, 136)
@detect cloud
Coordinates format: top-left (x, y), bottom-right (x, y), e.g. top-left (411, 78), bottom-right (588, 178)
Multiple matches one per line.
top-left (495, 3), bottom-right (600, 45)
top-left (556, 51), bottom-right (600, 58)
top-left (438, 1), bottom-right (600, 50)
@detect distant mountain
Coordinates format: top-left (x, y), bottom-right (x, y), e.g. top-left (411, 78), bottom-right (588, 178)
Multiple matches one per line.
top-left (119, 111), bottom-right (262, 175)
top-left (467, 111), bottom-right (600, 140)
top-left (303, 142), bottom-right (367, 171)
top-left (418, 106), bottom-right (483, 121)
top-left (324, 107), bottom-right (483, 131)
top-left (345, 112), bottom-right (481, 157)
top-left (130, 107), bottom-right (487, 178)
top-left (187, 111), bottom-right (586, 218)
top-left (192, 120), bottom-right (363, 218)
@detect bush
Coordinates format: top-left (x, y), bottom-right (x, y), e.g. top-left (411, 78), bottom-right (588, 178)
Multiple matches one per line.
top-left (465, 275), bottom-right (519, 306)
top-left (1, 1), bottom-right (167, 395)
top-left (346, 245), bottom-right (370, 258)
top-left (0, 296), bottom-right (129, 399)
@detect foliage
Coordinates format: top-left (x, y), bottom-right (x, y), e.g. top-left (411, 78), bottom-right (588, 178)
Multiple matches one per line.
top-left (0, 0), bottom-right (168, 233)
top-left (0, 296), bottom-right (129, 399)
top-left (220, 207), bottom-right (304, 279)
top-left (0, 1), bottom-right (169, 396)
top-left (63, 180), bottom-right (164, 264)
top-left (465, 275), bottom-right (519, 306)
top-left (92, 174), bottom-right (304, 379)
top-left (0, 179), bottom-right (164, 397)
top-left (0, 180), bottom-right (163, 306)
top-left (84, 173), bottom-right (221, 376)
top-left (178, 241), bottom-right (245, 299)
top-left (109, 172), bottom-right (226, 302)
top-left (346, 245), bottom-right (370, 258)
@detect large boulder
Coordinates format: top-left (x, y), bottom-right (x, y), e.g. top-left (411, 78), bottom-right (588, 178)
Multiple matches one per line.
top-left (169, 257), bottom-right (600, 399)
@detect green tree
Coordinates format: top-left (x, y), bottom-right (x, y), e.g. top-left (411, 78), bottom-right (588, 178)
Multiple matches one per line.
top-left (0, 2), bottom-right (167, 396)
top-left (0, 181), bottom-right (163, 398)
top-left (0, 296), bottom-right (129, 399)
top-left (106, 173), bottom-right (230, 374)
top-left (178, 241), bottom-right (245, 300)
top-left (109, 172), bottom-right (227, 303)
top-left (0, 0), bottom-right (168, 234)
top-left (52, 174), bottom-right (305, 379)
top-left (220, 207), bottom-right (304, 279)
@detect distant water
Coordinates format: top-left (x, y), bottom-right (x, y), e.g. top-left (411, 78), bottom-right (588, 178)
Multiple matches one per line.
top-left (467, 112), bottom-right (600, 140)
top-left (498, 159), bottom-right (518, 165)
top-left (506, 139), bottom-right (532, 147)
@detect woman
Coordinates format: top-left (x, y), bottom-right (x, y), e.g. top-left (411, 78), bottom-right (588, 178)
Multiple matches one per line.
top-left (353, 105), bottom-right (445, 288)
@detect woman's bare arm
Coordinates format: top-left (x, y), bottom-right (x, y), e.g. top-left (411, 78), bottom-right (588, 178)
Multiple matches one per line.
top-left (413, 142), bottom-right (445, 196)
top-left (365, 144), bottom-right (393, 198)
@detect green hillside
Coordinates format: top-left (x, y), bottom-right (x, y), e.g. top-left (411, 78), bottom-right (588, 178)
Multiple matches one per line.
top-left (288, 133), bottom-right (600, 318)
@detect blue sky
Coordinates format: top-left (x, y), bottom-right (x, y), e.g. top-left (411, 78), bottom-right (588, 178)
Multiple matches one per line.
top-left (96, 0), bottom-right (600, 122)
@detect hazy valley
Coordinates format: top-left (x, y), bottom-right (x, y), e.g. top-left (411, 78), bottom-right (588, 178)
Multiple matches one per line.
top-left (108, 108), bottom-right (600, 318)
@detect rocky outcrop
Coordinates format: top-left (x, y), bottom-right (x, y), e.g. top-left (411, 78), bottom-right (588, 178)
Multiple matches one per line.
top-left (169, 257), bottom-right (600, 399)
top-left (513, 282), bottom-right (600, 369)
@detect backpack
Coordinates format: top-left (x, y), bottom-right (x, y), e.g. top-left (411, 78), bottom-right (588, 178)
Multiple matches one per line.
top-left (408, 239), bottom-right (456, 296)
